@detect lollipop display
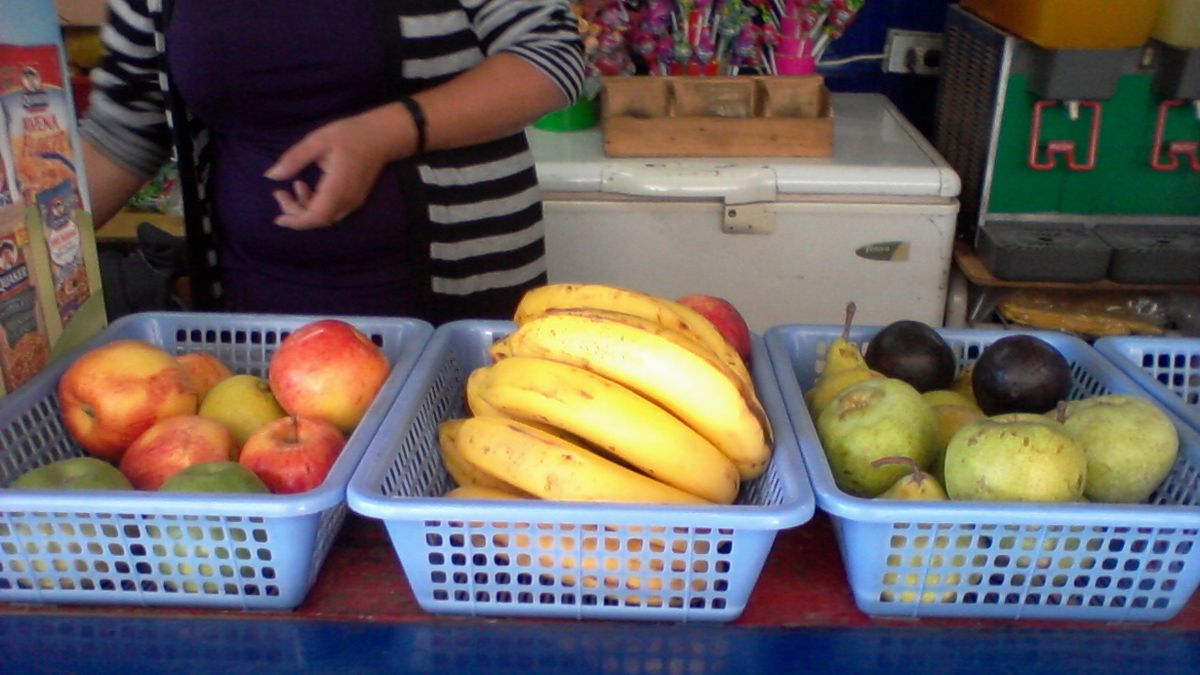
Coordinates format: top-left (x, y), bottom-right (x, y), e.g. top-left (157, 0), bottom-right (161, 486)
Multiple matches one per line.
top-left (777, 0), bottom-right (867, 74)
top-left (581, 1), bottom-right (839, 158)
top-left (575, 0), bottom-right (866, 76)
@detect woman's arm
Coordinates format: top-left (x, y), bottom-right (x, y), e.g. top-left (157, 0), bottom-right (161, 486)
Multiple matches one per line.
top-left (83, 138), bottom-right (149, 226)
top-left (268, 0), bottom-right (584, 230)
top-left (79, 0), bottom-right (174, 225)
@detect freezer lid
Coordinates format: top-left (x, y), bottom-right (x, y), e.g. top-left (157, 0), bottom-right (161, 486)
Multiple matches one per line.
top-left (528, 93), bottom-right (961, 200)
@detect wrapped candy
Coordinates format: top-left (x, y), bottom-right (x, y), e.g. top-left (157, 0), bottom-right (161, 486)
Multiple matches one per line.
top-left (732, 22), bottom-right (762, 68)
top-left (811, 0), bottom-right (865, 60)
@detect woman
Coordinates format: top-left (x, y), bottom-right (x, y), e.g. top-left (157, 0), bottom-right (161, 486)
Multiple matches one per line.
top-left (83, 0), bottom-right (584, 322)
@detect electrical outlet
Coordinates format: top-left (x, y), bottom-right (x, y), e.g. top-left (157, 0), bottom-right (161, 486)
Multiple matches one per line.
top-left (883, 29), bottom-right (944, 76)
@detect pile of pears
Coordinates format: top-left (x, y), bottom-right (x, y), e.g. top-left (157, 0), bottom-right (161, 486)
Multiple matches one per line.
top-left (807, 304), bottom-right (1180, 505)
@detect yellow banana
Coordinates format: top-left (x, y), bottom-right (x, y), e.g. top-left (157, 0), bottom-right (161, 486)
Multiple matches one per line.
top-left (443, 484), bottom-right (527, 500)
top-left (471, 356), bottom-right (740, 504)
top-left (455, 416), bottom-right (709, 504)
top-left (492, 309), bottom-right (771, 479)
top-left (438, 418), bottom-right (521, 492)
top-left (465, 368), bottom-right (502, 417)
top-left (466, 366), bottom-right (589, 444)
top-left (513, 283), bottom-right (758, 398)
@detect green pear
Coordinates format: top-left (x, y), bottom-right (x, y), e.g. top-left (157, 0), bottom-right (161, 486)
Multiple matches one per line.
top-left (929, 403), bottom-right (985, 485)
top-left (951, 364), bottom-right (978, 407)
top-left (816, 377), bottom-right (938, 497)
top-left (873, 456), bottom-right (948, 500)
top-left (820, 302), bottom-right (867, 377)
top-left (1059, 395), bottom-right (1179, 503)
top-left (807, 303), bottom-right (879, 419)
top-left (922, 389), bottom-right (979, 411)
top-left (806, 367), bottom-right (884, 420)
top-left (943, 415), bottom-right (1086, 502)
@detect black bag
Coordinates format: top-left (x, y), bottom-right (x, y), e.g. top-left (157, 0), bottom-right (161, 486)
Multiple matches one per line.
top-left (98, 222), bottom-right (188, 320)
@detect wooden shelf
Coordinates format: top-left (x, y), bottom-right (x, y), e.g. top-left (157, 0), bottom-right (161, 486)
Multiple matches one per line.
top-left (96, 210), bottom-right (184, 245)
top-left (953, 239), bottom-right (1200, 293)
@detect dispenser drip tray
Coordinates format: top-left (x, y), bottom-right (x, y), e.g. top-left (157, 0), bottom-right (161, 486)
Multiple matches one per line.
top-left (1096, 224), bottom-right (1200, 284)
top-left (976, 221), bottom-right (1112, 282)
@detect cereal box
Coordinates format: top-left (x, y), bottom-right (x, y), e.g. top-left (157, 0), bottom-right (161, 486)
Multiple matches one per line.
top-left (0, 107), bottom-right (16, 208)
top-left (0, 205), bottom-right (51, 393)
top-left (35, 179), bottom-right (90, 323)
top-left (0, 1), bottom-right (104, 396)
top-left (0, 44), bottom-right (80, 204)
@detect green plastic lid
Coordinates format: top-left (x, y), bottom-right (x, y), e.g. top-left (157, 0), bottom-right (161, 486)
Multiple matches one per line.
top-left (533, 96), bottom-right (597, 132)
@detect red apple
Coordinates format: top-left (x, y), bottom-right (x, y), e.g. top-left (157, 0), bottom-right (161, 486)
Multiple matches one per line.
top-left (238, 416), bottom-right (347, 494)
top-left (176, 352), bottom-right (234, 399)
top-left (119, 415), bottom-right (236, 490)
top-left (676, 294), bottom-right (753, 363)
top-left (59, 339), bottom-right (200, 462)
top-left (268, 320), bottom-right (389, 433)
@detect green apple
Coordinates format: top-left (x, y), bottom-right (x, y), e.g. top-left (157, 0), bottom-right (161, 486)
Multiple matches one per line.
top-left (159, 461), bottom-right (270, 494)
top-left (816, 377), bottom-right (938, 497)
top-left (11, 457), bottom-right (133, 491)
top-left (1059, 395), bottom-right (1179, 504)
top-left (943, 415), bottom-right (1086, 502)
top-left (199, 374), bottom-right (287, 447)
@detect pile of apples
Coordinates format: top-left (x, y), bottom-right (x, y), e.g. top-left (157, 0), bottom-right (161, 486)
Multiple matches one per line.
top-left (12, 319), bottom-right (390, 495)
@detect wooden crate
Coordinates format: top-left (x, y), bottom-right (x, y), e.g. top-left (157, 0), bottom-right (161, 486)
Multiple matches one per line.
top-left (600, 76), bottom-right (833, 158)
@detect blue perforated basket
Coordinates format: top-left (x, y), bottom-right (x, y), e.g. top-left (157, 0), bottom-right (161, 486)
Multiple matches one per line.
top-left (765, 325), bottom-right (1200, 622)
top-left (1094, 336), bottom-right (1200, 436)
top-left (0, 312), bottom-right (431, 610)
top-left (347, 320), bottom-right (815, 622)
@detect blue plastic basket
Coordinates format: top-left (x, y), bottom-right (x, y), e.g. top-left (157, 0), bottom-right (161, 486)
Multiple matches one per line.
top-left (765, 325), bottom-right (1200, 622)
top-left (347, 320), bottom-right (814, 622)
top-left (1094, 336), bottom-right (1200, 436)
top-left (0, 312), bottom-right (432, 610)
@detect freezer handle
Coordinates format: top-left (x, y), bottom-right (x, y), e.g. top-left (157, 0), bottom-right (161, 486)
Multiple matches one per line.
top-left (600, 164), bottom-right (778, 234)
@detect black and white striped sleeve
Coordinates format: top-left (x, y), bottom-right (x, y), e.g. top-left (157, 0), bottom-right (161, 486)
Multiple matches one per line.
top-left (467, 0), bottom-right (586, 104)
top-left (79, 0), bottom-right (173, 179)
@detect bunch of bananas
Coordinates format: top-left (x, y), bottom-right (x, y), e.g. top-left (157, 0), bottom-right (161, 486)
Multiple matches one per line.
top-left (438, 284), bottom-right (773, 506)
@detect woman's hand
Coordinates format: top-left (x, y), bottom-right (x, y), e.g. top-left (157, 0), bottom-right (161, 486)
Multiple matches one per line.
top-left (265, 104), bottom-right (415, 230)
top-left (265, 52), bottom-right (569, 230)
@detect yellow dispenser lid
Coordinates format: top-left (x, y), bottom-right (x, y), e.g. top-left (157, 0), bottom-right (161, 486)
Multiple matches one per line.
top-left (963, 0), bottom-right (1163, 49)
top-left (1153, 0), bottom-right (1200, 48)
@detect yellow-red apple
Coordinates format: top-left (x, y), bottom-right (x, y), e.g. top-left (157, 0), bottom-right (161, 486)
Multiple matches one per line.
top-left (58, 339), bottom-right (200, 462)
top-left (119, 414), bottom-right (236, 490)
top-left (239, 416), bottom-right (346, 494)
top-left (176, 352), bottom-right (234, 399)
top-left (676, 294), bottom-right (752, 362)
top-left (198, 374), bottom-right (287, 447)
top-left (268, 320), bottom-right (389, 433)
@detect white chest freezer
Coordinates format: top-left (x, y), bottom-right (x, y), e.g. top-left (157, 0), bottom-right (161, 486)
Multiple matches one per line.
top-left (529, 93), bottom-right (962, 331)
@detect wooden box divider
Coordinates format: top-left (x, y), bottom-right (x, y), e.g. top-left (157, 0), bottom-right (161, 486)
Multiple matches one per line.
top-left (600, 75), bottom-right (833, 158)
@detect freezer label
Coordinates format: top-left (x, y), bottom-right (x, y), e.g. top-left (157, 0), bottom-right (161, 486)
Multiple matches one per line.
top-left (856, 241), bottom-right (910, 261)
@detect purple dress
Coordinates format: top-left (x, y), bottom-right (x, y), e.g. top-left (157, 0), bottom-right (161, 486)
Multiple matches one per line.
top-left (165, 0), bottom-right (414, 316)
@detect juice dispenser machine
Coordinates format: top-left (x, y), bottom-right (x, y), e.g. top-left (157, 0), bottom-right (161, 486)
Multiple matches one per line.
top-left (935, 2), bottom-right (1200, 285)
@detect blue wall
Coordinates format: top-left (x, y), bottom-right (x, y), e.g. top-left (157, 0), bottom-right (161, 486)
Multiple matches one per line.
top-left (818, 0), bottom-right (956, 138)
